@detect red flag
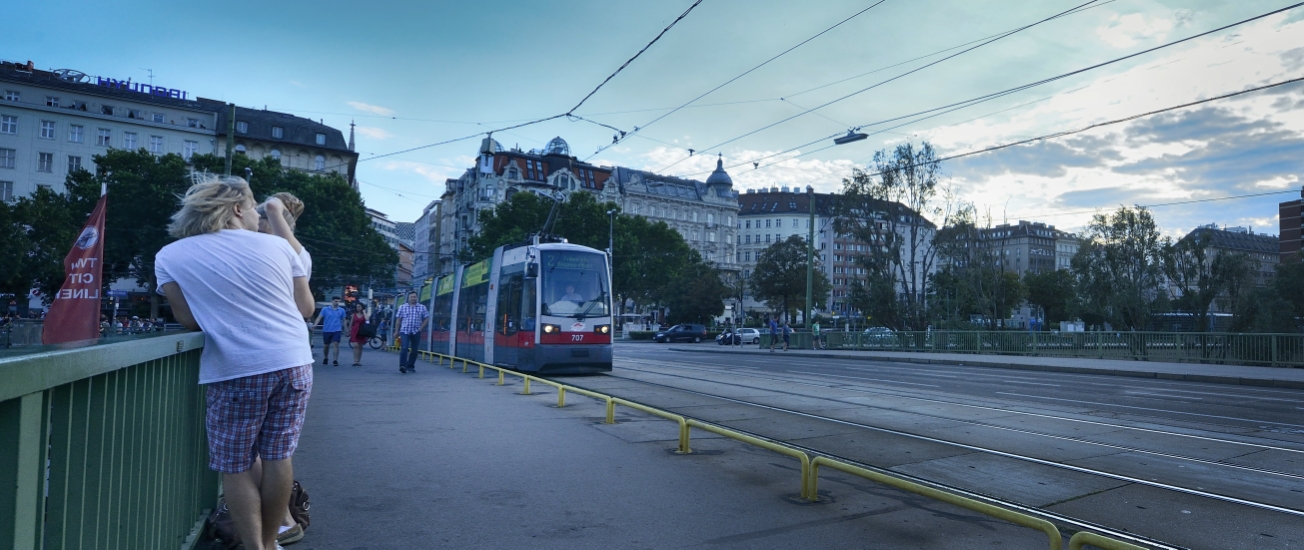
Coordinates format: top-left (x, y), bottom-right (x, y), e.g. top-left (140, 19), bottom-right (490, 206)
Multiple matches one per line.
top-left (42, 193), bottom-right (107, 345)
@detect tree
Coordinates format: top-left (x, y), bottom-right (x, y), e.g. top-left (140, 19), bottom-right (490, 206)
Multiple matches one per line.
top-left (1024, 269), bottom-right (1077, 326)
top-left (835, 142), bottom-right (959, 330)
top-left (749, 235), bottom-right (831, 323)
top-left (0, 199), bottom-right (33, 297)
top-left (665, 261), bottom-right (729, 325)
top-left (8, 186), bottom-right (91, 301)
top-left (1071, 206), bottom-right (1166, 331)
top-left (1162, 230), bottom-right (1258, 332)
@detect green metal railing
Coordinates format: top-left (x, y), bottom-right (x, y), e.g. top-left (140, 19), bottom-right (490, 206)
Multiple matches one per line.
top-left (0, 332), bottom-right (218, 550)
top-left (760, 330), bottom-right (1304, 367)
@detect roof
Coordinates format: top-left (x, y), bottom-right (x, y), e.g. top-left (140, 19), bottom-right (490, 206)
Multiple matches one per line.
top-left (394, 222), bottom-right (416, 245)
top-left (613, 166), bottom-right (737, 202)
top-left (204, 99), bottom-right (351, 153)
top-left (1185, 226), bottom-right (1278, 255)
top-left (737, 189), bottom-right (835, 216)
top-left (0, 61), bottom-right (213, 113)
top-left (704, 155), bottom-right (733, 187)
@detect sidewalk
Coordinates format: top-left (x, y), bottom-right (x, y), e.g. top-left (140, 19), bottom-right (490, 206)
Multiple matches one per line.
top-left (670, 345), bottom-right (1304, 389)
top-left (278, 346), bottom-right (1054, 549)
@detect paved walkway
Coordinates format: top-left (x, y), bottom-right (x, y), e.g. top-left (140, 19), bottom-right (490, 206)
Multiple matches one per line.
top-left (671, 344), bottom-right (1304, 389)
top-left (277, 346), bottom-right (1054, 549)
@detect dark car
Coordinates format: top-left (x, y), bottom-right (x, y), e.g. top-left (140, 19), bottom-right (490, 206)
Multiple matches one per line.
top-left (654, 324), bottom-right (707, 343)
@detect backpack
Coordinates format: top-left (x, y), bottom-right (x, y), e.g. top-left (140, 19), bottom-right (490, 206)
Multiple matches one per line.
top-left (205, 480), bottom-right (311, 548)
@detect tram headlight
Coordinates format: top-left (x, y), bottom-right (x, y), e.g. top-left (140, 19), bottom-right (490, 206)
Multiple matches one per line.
top-left (595, 324), bottom-right (610, 334)
top-left (542, 323), bottom-right (561, 334)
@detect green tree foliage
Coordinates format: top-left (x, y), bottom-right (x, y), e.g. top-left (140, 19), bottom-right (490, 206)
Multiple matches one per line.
top-left (749, 235), bottom-right (831, 323)
top-left (1162, 230), bottom-right (1259, 332)
top-left (1023, 269), bottom-right (1077, 326)
top-left (189, 154), bottom-right (398, 294)
top-left (6, 186), bottom-right (93, 301)
top-left (835, 142), bottom-right (959, 330)
top-left (1071, 206), bottom-right (1166, 330)
top-left (665, 261), bottom-right (729, 325)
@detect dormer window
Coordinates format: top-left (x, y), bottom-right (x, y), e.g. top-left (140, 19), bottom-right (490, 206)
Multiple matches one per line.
top-left (236, 121), bottom-right (248, 134)
top-left (507, 167), bottom-right (519, 179)
top-left (272, 126), bottom-right (284, 139)
top-left (315, 133), bottom-right (326, 145)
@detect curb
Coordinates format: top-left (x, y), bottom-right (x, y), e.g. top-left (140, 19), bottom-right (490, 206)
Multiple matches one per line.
top-left (666, 347), bottom-right (1304, 390)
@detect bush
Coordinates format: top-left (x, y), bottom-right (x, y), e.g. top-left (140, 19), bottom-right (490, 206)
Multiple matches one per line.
top-left (628, 331), bottom-right (657, 340)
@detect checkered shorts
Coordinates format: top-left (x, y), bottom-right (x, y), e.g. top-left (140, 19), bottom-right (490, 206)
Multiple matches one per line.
top-left (205, 364), bottom-right (313, 473)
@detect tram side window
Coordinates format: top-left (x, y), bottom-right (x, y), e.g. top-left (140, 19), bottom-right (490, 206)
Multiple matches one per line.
top-left (498, 272), bottom-right (523, 335)
top-left (521, 277), bottom-right (536, 331)
top-left (470, 283), bottom-right (488, 332)
top-left (432, 293), bottom-right (452, 332)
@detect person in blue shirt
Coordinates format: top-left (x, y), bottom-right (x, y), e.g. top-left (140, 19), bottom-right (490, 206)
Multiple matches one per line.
top-left (768, 317), bottom-right (779, 353)
top-left (314, 297), bottom-right (348, 366)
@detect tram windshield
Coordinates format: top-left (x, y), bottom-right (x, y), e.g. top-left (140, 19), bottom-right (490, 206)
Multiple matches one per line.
top-left (540, 250), bottom-right (609, 318)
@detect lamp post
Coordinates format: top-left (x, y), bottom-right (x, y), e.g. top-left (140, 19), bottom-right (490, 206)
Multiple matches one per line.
top-left (805, 185), bottom-right (814, 328)
top-left (606, 209), bottom-right (616, 316)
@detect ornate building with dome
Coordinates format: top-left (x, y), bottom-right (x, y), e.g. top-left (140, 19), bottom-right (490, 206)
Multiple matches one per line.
top-left (435, 136), bottom-right (739, 275)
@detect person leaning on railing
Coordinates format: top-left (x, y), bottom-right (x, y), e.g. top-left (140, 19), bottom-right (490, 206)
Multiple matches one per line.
top-left (154, 175), bottom-right (316, 550)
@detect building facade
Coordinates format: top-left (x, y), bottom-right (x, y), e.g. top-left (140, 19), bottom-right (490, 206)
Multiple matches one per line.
top-left (978, 221), bottom-right (1060, 276)
top-left (411, 199), bottom-right (440, 283)
top-left (1279, 191), bottom-right (1302, 261)
top-left (438, 136), bottom-right (738, 273)
top-left (209, 101), bottom-right (357, 185)
top-left (0, 60), bottom-right (219, 199)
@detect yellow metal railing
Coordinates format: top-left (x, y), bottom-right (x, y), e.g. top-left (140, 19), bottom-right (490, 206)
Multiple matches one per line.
top-left (409, 350), bottom-right (1153, 550)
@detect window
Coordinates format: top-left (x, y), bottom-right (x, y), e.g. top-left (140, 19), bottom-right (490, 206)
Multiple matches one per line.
top-left (67, 155), bottom-right (82, 173)
top-left (765, 219), bottom-right (771, 228)
top-left (692, 212), bottom-right (698, 222)
top-left (507, 167), bottom-right (519, 179)
top-left (69, 125), bottom-right (83, 142)
top-left (765, 234), bottom-right (771, 243)
top-left (0, 115), bottom-right (15, 134)
top-left (745, 252), bottom-right (751, 262)
top-left (127, 109), bottom-right (141, 119)
top-left (186, 118), bottom-right (200, 128)
top-left (100, 104), bottom-right (114, 116)
top-left (234, 144), bottom-right (247, 155)
top-left (0, 181), bottom-right (10, 202)
top-left (315, 133), bottom-right (326, 145)
top-left (314, 155), bottom-right (325, 170)
top-left (45, 96), bottom-right (59, 108)
top-left (38, 152), bottom-right (54, 172)
top-left (236, 121), bottom-right (248, 134)
top-left (39, 120), bottom-right (55, 139)
top-left (0, 148), bottom-right (14, 168)
top-left (97, 128), bottom-right (111, 146)
top-left (708, 232), bottom-right (716, 242)
top-left (271, 126), bottom-right (284, 139)
top-left (744, 235), bottom-right (751, 244)
top-left (149, 135), bottom-right (163, 154)
top-left (4, 90), bottom-right (17, 102)
top-left (152, 113), bottom-right (165, 123)
top-left (745, 220), bottom-right (751, 229)
top-left (123, 132), bottom-right (137, 149)
top-left (183, 140), bottom-right (198, 159)
top-left (270, 148), bottom-right (281, 160)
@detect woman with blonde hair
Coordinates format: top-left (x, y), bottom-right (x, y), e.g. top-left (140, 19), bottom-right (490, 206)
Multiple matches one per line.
top-left (154, 175), bottom-right (314, 550)
top-left (257, 191), bottom-right (311, 280)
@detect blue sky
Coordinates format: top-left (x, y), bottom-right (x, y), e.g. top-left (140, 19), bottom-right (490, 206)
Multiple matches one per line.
top-left (6, 0), bottom-right (1304, 237)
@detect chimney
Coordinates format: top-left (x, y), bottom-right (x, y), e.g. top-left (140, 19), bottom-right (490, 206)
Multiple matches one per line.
top-left (25, 60), bottom-right (34, 71)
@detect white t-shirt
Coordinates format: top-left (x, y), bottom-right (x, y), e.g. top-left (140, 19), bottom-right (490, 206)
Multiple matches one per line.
top-left (156, 229), bottom-right (313, 384)
top-left (298, 248), bottom-right (313, 281)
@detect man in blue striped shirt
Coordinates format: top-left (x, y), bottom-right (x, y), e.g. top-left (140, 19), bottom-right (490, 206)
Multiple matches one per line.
top-left (396, 291), bottom-right (429, 373)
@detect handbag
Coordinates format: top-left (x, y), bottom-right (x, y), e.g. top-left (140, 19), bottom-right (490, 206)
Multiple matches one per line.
top-left (357, 322), bottom-right (377, 338)
top-left (206, 480), bottom-right (310, 548)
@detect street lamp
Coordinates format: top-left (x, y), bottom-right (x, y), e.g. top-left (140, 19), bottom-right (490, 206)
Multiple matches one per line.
top-left (833, 128), bottom-right (868, 145)
top-left (606, 209), bottom-right (616, 315)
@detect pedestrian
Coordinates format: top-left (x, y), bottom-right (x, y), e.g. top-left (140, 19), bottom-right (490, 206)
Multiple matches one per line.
top-left (154, 175), bottom-right (314, 550)
top-left (395, 291), bottom-right (429, 373)
top-left (347, 302), bottom-right (368, 366)
top-left (314, 298), bottom-right (347, 366)
top-left (812, 320), bottom-right (823, 350)
top-left (782, 321), bottom-right (792, 351)
top-left (768, 317), bottom-right (779, 352)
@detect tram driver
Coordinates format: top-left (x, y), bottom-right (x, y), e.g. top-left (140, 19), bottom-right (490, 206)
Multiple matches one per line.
top-left (560, 284), bottom-right (584, 303)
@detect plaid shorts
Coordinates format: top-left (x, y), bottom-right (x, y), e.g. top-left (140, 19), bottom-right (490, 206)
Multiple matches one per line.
top-left (205, 364), bottom-right (313, 473)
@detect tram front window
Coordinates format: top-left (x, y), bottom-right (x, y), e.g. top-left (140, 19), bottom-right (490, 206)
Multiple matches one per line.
top-left (541, 251), bottom-right (609, 318)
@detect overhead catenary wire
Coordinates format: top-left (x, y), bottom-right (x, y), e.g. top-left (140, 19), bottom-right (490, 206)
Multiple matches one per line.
top-left (654, 0), bottom-right (1107, 174)
top-left (683, 1), bottom-right (1304, 178)
top-left (584, 0), bottom-right (890, 160)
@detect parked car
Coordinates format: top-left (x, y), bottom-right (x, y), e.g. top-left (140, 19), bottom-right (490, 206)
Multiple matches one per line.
top-left (737, 328), bottom-right (761, 344)
top-left (862, 326), bottom-right (896, 344)
top-left (716, 331), bottom-right (739, 345)
top-left (654, 324), bottom-right (707, 343)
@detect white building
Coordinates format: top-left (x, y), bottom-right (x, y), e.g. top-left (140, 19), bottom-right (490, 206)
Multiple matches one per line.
top-left (0, 60), bottom-right (218, 199)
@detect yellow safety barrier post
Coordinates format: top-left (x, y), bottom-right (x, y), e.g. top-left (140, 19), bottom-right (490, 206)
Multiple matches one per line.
top-left (686, 419), bottom-right (811, 499)
top-left (557, 387), bottom-right (567, 407)
top-left (462, 359), bottom-right (468, 373)
top-left (478, 364), bottom-right (484, 378)
top-left (1068, 532), bottom-right (1147, 550)
top-left (612, 398), bottom-right (690, 454)
top-left (605, 399), bottom-right (616, 424)
top-left (523, 376), bottom-right (533, 395)
top-left (809, 457), bottom-right (1063, 550)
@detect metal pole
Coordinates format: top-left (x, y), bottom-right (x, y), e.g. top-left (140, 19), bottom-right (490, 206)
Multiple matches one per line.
top-left (805, 186), bottom-right (814, 328)
top-left (224, 103), bottom-right (236, 176)
top-left (607, 209), bottom-right (616, 316)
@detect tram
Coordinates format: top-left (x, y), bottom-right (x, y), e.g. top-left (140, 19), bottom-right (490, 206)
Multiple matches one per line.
top-left (427, 238), bottom-right (613, 374)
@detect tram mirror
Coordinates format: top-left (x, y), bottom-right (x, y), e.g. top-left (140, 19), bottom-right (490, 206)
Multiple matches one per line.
top-left (526, 263), bottom-right (538, 278)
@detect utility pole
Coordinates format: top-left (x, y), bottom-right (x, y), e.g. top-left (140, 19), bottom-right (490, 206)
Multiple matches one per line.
top-left (805, 185), bottom-right (814, 328)
top-left (223, 103), bottom-right (236, 176)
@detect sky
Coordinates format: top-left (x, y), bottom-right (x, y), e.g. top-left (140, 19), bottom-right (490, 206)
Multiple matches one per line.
top-left (6, 0), bottom-right (1304, 237)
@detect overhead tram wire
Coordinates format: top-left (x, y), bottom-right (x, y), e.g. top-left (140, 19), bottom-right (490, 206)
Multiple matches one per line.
top-left (653, 0), bottom-right (1107, 174)
top-left (583, 0), bottom-right (890, 161)
top-left (685, 1), bottom-right (1304, 178)
top-left (565, 0), bottom-right (708, 115)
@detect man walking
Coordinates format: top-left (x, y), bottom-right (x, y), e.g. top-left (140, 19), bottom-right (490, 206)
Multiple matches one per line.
top-left (396, 291), bottom-right (429, 373)
top-left (782, 321), bottom-right (792, 352)
top-left (314, 297), bottom-right (347, 366)
top-left (811, 320), bottom-right (823, 350)
top-left (768, 317), bottom-right (779, 353)
top-left (155, 175), bottom-right (315, 550)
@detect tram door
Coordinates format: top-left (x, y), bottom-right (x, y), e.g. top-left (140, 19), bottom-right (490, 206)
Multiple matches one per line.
top-left (457, 259), bottom-right (491, 362)
top-left (491, 246), bottom-right (532, 368)
top-left (429, 274), bottom-right (455, 356)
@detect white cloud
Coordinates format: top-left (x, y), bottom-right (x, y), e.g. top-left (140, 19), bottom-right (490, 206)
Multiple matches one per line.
top-left (1096, 12), bottom-right (1176, 48)
top-left (348, 101), bottom-right (395, 116)
top-left (354, 126), bottom-right (393, 140)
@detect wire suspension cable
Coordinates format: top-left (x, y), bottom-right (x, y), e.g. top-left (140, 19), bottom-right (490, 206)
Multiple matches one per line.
top-left (566, 0), bottom-right (708, 115)
top-left (585, 0), bottom-right (889, 160)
